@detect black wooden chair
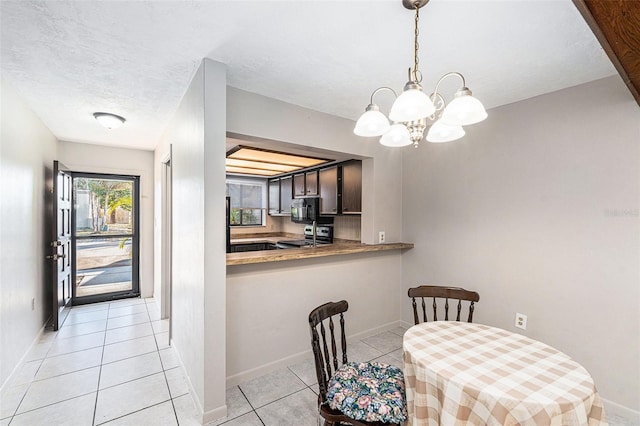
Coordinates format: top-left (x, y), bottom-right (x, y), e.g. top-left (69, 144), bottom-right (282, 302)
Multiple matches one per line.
top-left (408, 285), bottom-right (480, 325)
top-left (308, 301), bottom-right (403, 426)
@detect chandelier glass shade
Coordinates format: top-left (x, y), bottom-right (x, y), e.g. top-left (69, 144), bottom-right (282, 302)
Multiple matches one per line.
top-left (353, 104), bottom-right (391, 137)
top-left (380, 123), bottom-right (412, 147)
top-left (426, 120), bottom-right (465, 143)
top-left (389, 83), bottom-right (436, 122)
top-left (354, 0), bottom-right (487, 148)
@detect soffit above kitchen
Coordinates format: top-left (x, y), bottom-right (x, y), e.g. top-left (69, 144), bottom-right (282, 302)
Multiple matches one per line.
top-left (226, 146), bottom-right (331, 177)
top-left (0, 1), bottom-right (617, 151)
top-left (225, 136), bottom-right (357, 177)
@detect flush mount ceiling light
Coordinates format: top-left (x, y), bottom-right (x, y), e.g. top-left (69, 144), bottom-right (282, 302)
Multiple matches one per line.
top-left (354, 0), bottom-right (487, 148)
top-left (93, 112), bottom-right (126, 129)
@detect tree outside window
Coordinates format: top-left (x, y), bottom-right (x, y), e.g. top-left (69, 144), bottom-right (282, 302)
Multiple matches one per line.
top-left (226, 178), bottom-right (266, 226)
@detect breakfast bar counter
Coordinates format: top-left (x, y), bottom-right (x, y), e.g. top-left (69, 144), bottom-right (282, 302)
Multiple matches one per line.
top-left (227, 240), bottom-right (414, 265)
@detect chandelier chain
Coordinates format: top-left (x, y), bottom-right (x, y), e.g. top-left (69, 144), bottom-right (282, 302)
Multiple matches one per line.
top-left (413, 1), bottom-right (420, 83)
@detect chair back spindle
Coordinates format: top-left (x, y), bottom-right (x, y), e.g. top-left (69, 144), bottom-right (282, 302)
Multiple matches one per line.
top-left (309, 300), bottom-right (349, 403)
top-left (408, 285), bottom-right (480, 325)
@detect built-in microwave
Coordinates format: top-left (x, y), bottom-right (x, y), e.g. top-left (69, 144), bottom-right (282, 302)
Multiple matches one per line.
top-left (291, 197), bottom-right (319, 223)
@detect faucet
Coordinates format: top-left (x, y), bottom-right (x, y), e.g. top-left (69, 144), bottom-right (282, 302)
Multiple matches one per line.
top-left (312, 220), bottom-right (317, 248)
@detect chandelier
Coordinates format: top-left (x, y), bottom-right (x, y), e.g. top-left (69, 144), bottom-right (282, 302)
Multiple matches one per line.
top-left (354, 0), bottom-right (487, 148)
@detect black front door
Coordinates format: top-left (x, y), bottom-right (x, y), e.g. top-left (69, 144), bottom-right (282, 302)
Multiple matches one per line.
top-left (50, 161), bottom-right (72, 330)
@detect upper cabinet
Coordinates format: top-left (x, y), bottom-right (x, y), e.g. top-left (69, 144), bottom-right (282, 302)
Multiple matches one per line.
top-left (305, 170), bottom-right (318, 196)
top-left (318, 161), bottom-right (362, 215)
top-left (268, 176), bottom-right (293, 216)
top-left (293, 170), bottom-right (319, 197)
top-left (268, 179), bottom-right (280, 215)
top-left (319, 166), bottom-right (339, 215)
top-left (279, 176), bottom-right (293, 214)
top-left (269, 160), bottom-right (361, 216)
top-left (341, 161), bottom-right (361, 215)
top-left (293, 173), bottom-right (306, 197)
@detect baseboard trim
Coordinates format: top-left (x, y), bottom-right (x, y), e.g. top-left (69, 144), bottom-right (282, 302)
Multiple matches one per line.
top-left (602, 397), bottom-right (640, 423)
top-left (226, 320), bottom-right (405, 388)
top-left (171, 338), bottom-right (227, 425)
top-left (0, 321), bottom-right (47, 392)
top-left (202, 405), bottom-right (228, 425)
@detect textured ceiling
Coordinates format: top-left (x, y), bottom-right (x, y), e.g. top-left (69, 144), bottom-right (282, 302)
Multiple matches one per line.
top-left (1, 0), bottom-right (615, 151)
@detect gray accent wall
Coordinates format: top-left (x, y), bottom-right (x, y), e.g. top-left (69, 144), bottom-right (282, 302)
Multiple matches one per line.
top-left (0, 79), bottom-right (57, 387)
top-left (401, 75), bottom-right (639, 412)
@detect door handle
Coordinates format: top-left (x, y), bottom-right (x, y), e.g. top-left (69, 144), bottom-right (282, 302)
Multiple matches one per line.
top-left (50, 240), bottom-right (62, 247)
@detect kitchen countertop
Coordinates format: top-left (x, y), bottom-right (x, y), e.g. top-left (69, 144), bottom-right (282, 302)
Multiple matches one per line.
top-left (230, 236), bottom-right (284, 245)
top-left (227, 238), bottom-right (414, 266)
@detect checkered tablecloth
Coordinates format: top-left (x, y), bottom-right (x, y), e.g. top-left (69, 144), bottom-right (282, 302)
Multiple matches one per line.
top-left (403, 322), bottom-right (607, 426)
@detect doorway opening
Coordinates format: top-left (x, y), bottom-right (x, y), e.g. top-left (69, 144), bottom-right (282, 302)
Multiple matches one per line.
top-left (72, 173), bottom-right (140, 304)
top-left (161, 149), bottom-right (173, 340)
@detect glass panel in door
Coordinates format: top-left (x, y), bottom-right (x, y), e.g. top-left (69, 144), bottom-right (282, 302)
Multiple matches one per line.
top-left (72, 174), bottom-right (140, 302)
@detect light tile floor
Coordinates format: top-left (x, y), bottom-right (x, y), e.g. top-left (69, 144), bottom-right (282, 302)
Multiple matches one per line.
top-left (0, 299), bottom-right (632, 425)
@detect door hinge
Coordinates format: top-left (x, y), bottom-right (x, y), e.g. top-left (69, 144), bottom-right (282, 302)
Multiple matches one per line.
top-left (46, 254), bottom-right (66, 261)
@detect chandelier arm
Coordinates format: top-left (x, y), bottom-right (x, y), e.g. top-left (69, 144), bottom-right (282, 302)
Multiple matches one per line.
top-left (432, 72), bottom-right (467, 98)
top-left (429, 92), bottom-right (447, 118)
top-left (369, 86), bottom-right (398, 105)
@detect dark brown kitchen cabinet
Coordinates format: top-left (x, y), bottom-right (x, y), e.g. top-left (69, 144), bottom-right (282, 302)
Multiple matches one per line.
top-left (319, 166), bottom-right (339, 215)
top-left (293, 173), bottom-right (306, 197)
top-left (305, 170), bottom-right (318, 196)
top-left (293, 171), bottom-right (319, 197)
top-left (230, 242), bottom-right (278, 253)
top-left (279, 176), bottom-right (293, 214)
top-left (268, 177), bottom-right (292, 216)
top-left (268, 179), bottom-right (280, 215)
top-left (341, 161), bottom-right (362, 214)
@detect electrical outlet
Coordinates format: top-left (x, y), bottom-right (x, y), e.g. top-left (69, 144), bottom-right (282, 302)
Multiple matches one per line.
top-left (31, 298), bottom-right (35, 311)
top-left (378, 231), bottom-right (386, 243)
top-left (515, 312), bottom-right (527, 330)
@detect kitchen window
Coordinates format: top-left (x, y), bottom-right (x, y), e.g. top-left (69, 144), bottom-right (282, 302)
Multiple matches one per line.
top-left (226, 177), bottom-right (267, 226)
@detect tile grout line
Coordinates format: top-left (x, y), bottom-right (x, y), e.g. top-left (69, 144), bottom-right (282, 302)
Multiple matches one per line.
top-left (91, 301), bottom-right (112, 426)
top-left (8, 305), bottom-right (105, 421)
top-left (3, 300), bottom-right (149, 424)
top-left (7, 324), bottom-right (65, 419)
top-left (235, 386), bottom-right (266, 426)
top-left (94, 399), bottom-right (174, 426)
top-left (147, 301), bottom-right (180, 425)
top-left (92, 300), bottom-right (171, 425)
top-left (9, 391), bottom-right (98, 420)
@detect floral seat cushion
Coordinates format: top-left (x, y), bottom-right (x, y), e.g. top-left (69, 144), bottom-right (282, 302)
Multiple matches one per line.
top-left (326, 361), bottom-right (407, 424)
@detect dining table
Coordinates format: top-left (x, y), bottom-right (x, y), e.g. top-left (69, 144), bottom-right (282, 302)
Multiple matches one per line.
top-left (403, 321), bottom-right (607, 426)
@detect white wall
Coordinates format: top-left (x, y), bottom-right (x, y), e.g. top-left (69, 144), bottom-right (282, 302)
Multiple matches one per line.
top-left (401, 76), bottom-right (639, 414)
top-left (153, 58), bottom-right (227, 423)
top-left (0, 79), bottom-right (57, 387)
top-left (226, 251), bottom-right (403, 383)
top-left (224, 87), bottom-right (407, 382)
top-left (227, 87), bottom-right (403, 245)
top-left (57, 141), bottom-right (154, 298)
